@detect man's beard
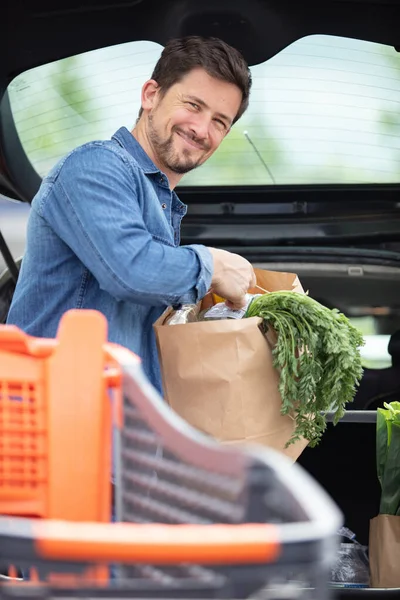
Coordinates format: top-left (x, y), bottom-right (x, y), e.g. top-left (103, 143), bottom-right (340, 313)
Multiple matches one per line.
top-left (147, 114), bottom-right (209, 174)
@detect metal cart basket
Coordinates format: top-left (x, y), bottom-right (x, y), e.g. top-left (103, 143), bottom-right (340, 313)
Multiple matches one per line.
top-left (0, 309), bottom-right (343, 600)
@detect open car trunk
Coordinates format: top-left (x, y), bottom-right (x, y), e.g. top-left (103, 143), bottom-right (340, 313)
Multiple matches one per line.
top-left (1, 0), bottom-right (400, 595)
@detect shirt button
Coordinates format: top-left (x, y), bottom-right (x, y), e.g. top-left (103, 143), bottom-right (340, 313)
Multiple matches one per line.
top-left (161, 203), bottom-right (167, 209)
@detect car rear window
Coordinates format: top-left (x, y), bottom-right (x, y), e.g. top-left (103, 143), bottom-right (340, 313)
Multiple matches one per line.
top-left (7, 35), bottom-right (400, 186)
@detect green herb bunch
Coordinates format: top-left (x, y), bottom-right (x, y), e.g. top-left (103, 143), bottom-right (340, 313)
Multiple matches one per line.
top-left (376, 401), bottom-right (400, 516)
top-left (245, 291), bottom-right (364, 447)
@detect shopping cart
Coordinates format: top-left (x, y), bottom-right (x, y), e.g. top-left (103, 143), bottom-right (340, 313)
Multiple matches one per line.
top-left (0, 309), bottom-right (343, 599)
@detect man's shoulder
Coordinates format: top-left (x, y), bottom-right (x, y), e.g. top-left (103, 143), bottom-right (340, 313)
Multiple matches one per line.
top-left (48, 137), bottom-right (142, 180)
top-left (33, 137), bottom-right (146, 215)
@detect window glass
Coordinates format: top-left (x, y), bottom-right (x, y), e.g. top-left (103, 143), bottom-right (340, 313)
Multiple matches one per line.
top-left (8, 35), bottom-right (400, 185)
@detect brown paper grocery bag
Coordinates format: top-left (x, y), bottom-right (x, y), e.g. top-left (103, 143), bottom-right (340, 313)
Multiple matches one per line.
top-left (154, 269), bottom-right (309, 461)
top-left (369, 514), bottom-right (400, 588)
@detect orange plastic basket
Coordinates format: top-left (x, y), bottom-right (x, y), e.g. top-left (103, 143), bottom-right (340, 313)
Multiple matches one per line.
top-left (0, 367), bottom-right (47, 515)
top-left (0, 309), bottom-right (120, 523)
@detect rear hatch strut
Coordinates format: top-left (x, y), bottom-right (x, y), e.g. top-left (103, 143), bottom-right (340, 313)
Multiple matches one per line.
top-left (0, 229), bottom-right (19, 282)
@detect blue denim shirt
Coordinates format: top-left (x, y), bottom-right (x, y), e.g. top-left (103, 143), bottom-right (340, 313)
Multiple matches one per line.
top-left (7, 127), bottom-right (213, 393)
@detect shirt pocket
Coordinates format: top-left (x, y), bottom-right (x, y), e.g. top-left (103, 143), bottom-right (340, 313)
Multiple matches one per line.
top-left (145, 206), bottom-right (177, 247)
top-left (150, 231), bottom-right (176, 247)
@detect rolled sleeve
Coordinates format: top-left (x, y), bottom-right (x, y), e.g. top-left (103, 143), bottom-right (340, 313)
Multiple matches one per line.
top-left (177, 244), bottom-right (213, 304)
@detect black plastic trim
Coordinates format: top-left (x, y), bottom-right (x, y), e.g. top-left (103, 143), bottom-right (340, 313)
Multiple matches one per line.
top-left (325, 411), bottom-right (377, 424)
top-left (0, 92), bottom-right (41, 202)
top-left (198, 246), bottom-right (400, 262)
top-left (177, 183), bottom-right (400, 205)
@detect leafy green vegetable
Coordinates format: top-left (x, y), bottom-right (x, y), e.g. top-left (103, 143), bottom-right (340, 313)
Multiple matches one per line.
top-left (376, 401), bottom-right (400, 516)
top-left (245, 291), bottom-right (364, 447)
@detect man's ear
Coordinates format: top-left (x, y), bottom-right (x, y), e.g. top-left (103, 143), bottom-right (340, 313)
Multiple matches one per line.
top-left (141, 79), bottom-right (160, 111)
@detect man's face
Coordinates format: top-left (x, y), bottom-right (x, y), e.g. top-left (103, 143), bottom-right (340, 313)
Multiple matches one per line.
top-left (144, 68), bottom-right (242, 175)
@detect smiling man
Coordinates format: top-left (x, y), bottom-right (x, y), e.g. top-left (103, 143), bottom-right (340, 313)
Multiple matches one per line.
top-left (135, 67), bottom-right (240, 183)
top-left (7, 36), bottom-right (254, 393)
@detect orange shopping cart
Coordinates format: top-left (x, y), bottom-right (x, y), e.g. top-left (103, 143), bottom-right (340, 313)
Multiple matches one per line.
top-left (0, 309), bottom-right (343, 599)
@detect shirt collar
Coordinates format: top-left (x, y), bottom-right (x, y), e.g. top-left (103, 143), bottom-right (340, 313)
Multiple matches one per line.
top-left (111, 127), bottom-right (187, 213)
top-left (111, 127), bottom-right (161, 175)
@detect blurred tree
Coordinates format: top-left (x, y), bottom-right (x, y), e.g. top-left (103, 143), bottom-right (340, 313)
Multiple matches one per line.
top-left (379, 47), bottom-right (400, 179)
top-left (183, 115), bottom-right (289, 186)
top-left (8, 55), bottom-right (99, 176)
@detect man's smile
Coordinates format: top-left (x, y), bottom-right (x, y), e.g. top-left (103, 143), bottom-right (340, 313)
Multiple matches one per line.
top-left (175, 129), bottom-right (207, 151)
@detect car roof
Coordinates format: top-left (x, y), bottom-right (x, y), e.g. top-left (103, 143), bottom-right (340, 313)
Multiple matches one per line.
top-left (3, 0), bottom-right (400, 86)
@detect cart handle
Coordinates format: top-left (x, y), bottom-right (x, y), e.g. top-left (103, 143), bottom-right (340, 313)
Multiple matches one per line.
top-left (1, 518), bottom-right (280, 565)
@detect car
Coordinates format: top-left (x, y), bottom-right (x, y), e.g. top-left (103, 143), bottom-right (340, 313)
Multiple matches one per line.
top-left (1, 0), bottom-right (400, 594)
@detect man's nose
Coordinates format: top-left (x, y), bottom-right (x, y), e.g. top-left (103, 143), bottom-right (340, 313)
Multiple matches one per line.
top-left (190, 114), bottom-right (210, 140)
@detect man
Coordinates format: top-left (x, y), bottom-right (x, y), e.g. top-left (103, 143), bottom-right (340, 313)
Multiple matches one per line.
top-left (7, 36), bottom-right (255, 393)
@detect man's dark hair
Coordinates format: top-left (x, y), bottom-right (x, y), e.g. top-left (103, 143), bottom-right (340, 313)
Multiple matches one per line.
top-left (138, 36), bottom-right (251, 124)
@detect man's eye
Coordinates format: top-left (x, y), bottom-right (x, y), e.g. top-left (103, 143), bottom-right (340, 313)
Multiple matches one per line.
top-left (214, 119), bottom-right (227, 130)
top-left (188, 102), bottom-right (199, 110)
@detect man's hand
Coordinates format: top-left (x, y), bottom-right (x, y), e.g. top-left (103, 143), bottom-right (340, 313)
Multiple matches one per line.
top-left (208, 248), bottom-right (256, 309)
